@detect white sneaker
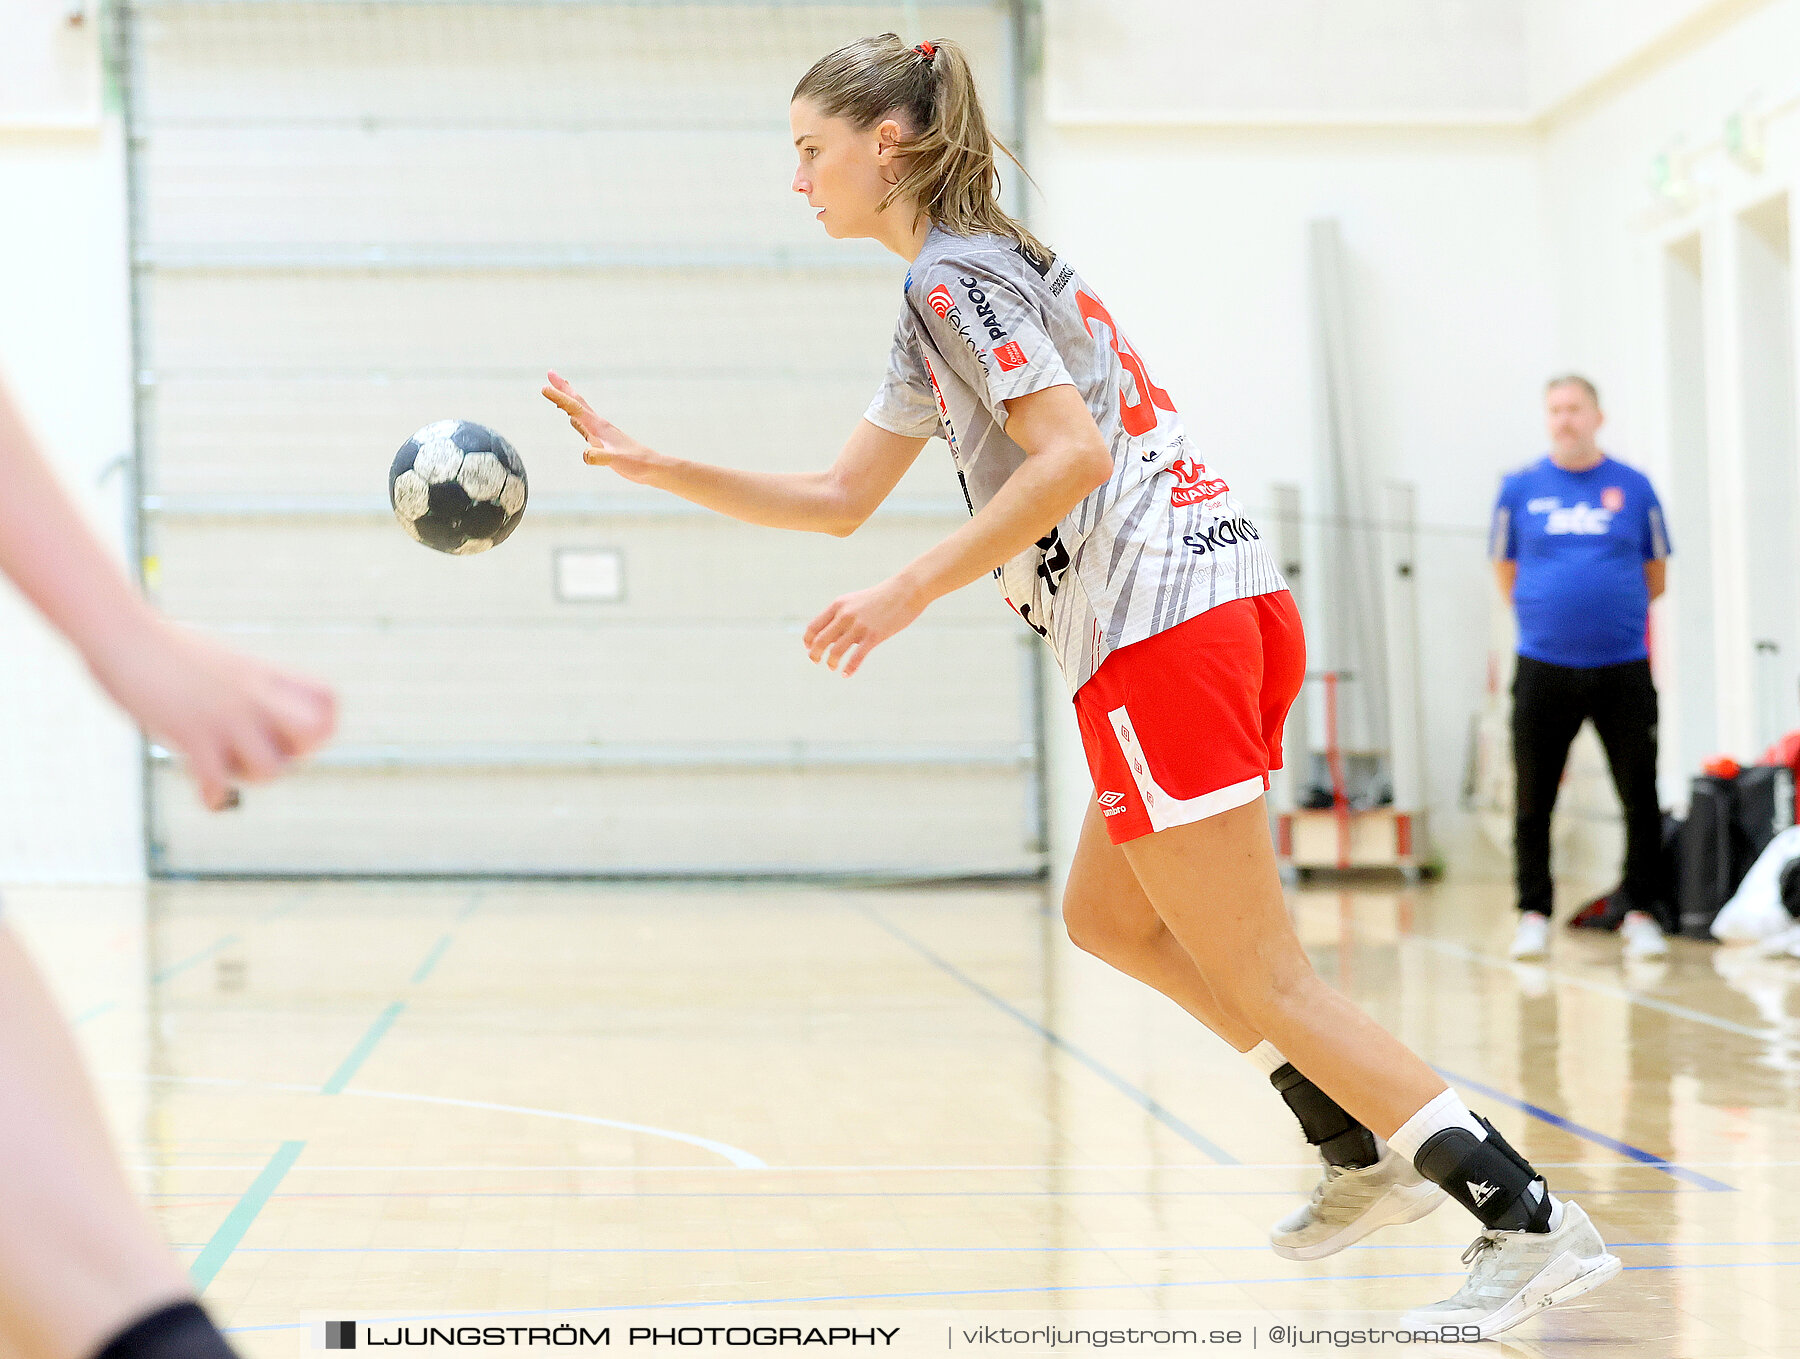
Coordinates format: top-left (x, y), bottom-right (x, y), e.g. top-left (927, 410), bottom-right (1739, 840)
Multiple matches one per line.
top-left (1620, 910), bottom-right (1668, 960)
top-left (1758, 922), bottom-right (1800, 957)
top-left (1400, 1200), bottom-right (1622, 1340)
top-left (1508, 913), bottom-right (1550, 959)
top-left (1270, 1146), bottom-right (1446, 1261)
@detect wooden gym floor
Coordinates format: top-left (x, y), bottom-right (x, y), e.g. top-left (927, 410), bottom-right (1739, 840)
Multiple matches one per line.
top-left (10, 874), bottom-right (1800, 1356)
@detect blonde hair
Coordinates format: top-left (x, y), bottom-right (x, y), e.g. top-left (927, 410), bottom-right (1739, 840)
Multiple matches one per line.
top-left (793, 33), bottom-right (1049, 266)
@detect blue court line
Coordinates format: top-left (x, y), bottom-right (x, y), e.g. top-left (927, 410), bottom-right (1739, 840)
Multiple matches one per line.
top-left (71, 931), bottom-right (242, 1025)
top-left (410, 935), bottom-right (453, 985)
top-left (1617, 1261), bottom-right (1800, 1271)
top-left (152, 934), bottom-right (240, 984)
top-left (140, 1187), bottom-right (1699, 1200)
top-left (166, 1238), bottom-right (1775, 1255)
top-left (1410, 934), bottom-right (1769, 1041)
top-left (222, 1262), bottom-right (1800, 1333)
top-left (860, 908), bottom-right (1237, 1164)
top-left (81, 885), bottom-right (469, 1026)
top-left (210, 1273), bottom-right (1464, 1332)
top-left (321, 1002), bottom-right (406, 1095)
top-left (187, 1140), bottom-right (305, 1294)
top-left (1437, 1065), bottom-right (1735, 1193)
top-left (257, 891), bottom-right (313, 924)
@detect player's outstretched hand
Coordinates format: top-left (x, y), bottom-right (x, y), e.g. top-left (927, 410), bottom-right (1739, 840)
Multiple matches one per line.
top-left (88, 618), bottom-right (337, 812)
top-left (804, 576), bottom-right (928, 677)
top-left (542, 372), bottom-right (663, 484)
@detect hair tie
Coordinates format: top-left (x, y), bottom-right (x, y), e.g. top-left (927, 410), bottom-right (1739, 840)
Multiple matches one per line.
top-left (914, 40), bottom-right (937, 60)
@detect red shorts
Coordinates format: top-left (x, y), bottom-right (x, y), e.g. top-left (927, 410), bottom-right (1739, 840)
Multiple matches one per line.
top-left (1074, 590), bottom-right (1306, 844)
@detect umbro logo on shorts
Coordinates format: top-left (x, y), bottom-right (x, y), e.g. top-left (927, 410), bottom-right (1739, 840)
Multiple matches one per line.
top-left (1099, 790), bottom-right (1129, 816)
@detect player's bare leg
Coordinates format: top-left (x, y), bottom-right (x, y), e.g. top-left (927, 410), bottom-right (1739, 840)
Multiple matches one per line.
top-left (1063, 801), bottom-right (1259, 1043)
top-left (0, 353), bottom-right (328, 1359)
top-left (0, 926), bottom-right (217, 1359)
top-left (1119, 799), bottom-right (1440, 1130)
top-left (1064, 800), bottom-right (1440, 1256)
top-left (1122, 797), bottom-right (1619, 1336)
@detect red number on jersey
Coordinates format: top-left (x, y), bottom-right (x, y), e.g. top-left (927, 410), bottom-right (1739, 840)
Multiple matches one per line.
top-left (1076, 290), bottom-right (1176, 437)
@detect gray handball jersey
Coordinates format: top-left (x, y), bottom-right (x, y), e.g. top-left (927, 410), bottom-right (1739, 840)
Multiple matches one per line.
top-left (864, 226), bottom-right (1287, 695)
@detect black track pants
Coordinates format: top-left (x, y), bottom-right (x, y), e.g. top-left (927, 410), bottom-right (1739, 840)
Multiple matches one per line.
top-left (1511, 655), bottom-right (1663, 920)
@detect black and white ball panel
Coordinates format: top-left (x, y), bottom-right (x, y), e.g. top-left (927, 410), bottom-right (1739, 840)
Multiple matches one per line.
top-left (389, 419), bottom-right (528, 556)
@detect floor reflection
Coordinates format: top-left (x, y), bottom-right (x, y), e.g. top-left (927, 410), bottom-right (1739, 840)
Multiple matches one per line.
top-left (3, 875), bottom-right (1798, 1354)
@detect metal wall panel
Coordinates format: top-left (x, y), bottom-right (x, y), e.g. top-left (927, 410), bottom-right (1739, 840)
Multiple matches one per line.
top-left (121, 0), bottom-right (1042, 875)
top-left (148, 764), bottom-right (1038, 875)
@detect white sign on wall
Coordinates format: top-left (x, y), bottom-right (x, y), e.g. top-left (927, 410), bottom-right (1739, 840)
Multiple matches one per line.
top-left (554, 548), bottom-right (625, 604)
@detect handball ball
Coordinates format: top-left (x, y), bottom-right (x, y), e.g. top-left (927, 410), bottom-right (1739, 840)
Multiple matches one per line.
top-left (389, 419), bottom-right (528, 555)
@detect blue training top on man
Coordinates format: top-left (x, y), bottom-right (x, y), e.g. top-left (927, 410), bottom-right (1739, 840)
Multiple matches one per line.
top-left (1489, 455), bottom-right (1672, 669)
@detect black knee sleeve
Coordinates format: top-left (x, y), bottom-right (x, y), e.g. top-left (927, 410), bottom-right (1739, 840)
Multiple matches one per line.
top-left (1414, 1115), bottom-right (1553, 1232)
top-left (93, 1302), bottom-right (240, 1359)
top-left (1270, 1062), bottom-right (1378, 1168)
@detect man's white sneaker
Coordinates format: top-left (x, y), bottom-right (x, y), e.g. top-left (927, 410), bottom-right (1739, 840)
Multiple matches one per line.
top-left (1620, 910), bottom-right (1668, 960)
top-left (1508, 913), bottom-right (1550, 959)
top-left (1758, 922), bottom-right (1800, 957)
top-left (1270, 1147), bottom-right (1446, 1262)
top-left (1399, 1200), bottom-right (1622, 1340)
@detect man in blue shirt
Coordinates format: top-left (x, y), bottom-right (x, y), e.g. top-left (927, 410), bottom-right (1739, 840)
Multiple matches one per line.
top-left (1490, 376), bottom-right (1672, 961)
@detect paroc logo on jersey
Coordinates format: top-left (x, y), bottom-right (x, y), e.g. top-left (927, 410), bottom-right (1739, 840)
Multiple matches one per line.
top-left (1170, 457), bottom-right (1230, 508)
top-left (957, 275), bottom-right (1011, 342)
top-left (928, 285), bottom-right (955, 319)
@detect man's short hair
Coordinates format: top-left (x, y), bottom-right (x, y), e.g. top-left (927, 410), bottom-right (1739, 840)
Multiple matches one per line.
top-left (1545, 374), bottom-right (1600, 406)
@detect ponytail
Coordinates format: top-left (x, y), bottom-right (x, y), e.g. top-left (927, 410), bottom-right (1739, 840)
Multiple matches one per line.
top-left (792, 33), bottom-right (1049, 266)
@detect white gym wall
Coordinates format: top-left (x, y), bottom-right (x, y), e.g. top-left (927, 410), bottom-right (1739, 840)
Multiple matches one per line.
top-left (1035, 0), bottom-right (1551, 876)
top-left (120, 1), bottom-right (1040, 876)
top-left (0, 0), bottom-right (141, 882)
top-left (1537, 0), bottom-right (1800, 791)
top-left (1038, 0), bottom-right (1800, 880)
top-left (2, 0), bottom-right (1798, 883)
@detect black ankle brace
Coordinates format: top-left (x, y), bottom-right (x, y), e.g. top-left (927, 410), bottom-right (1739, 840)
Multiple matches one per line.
top-left (92, 1301), bottom-right (240, 1359)
top-left (1414, 1115), bottom-right (1553, 1232)
top-left (1270, 1062), bottom-right (1378, 1168)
